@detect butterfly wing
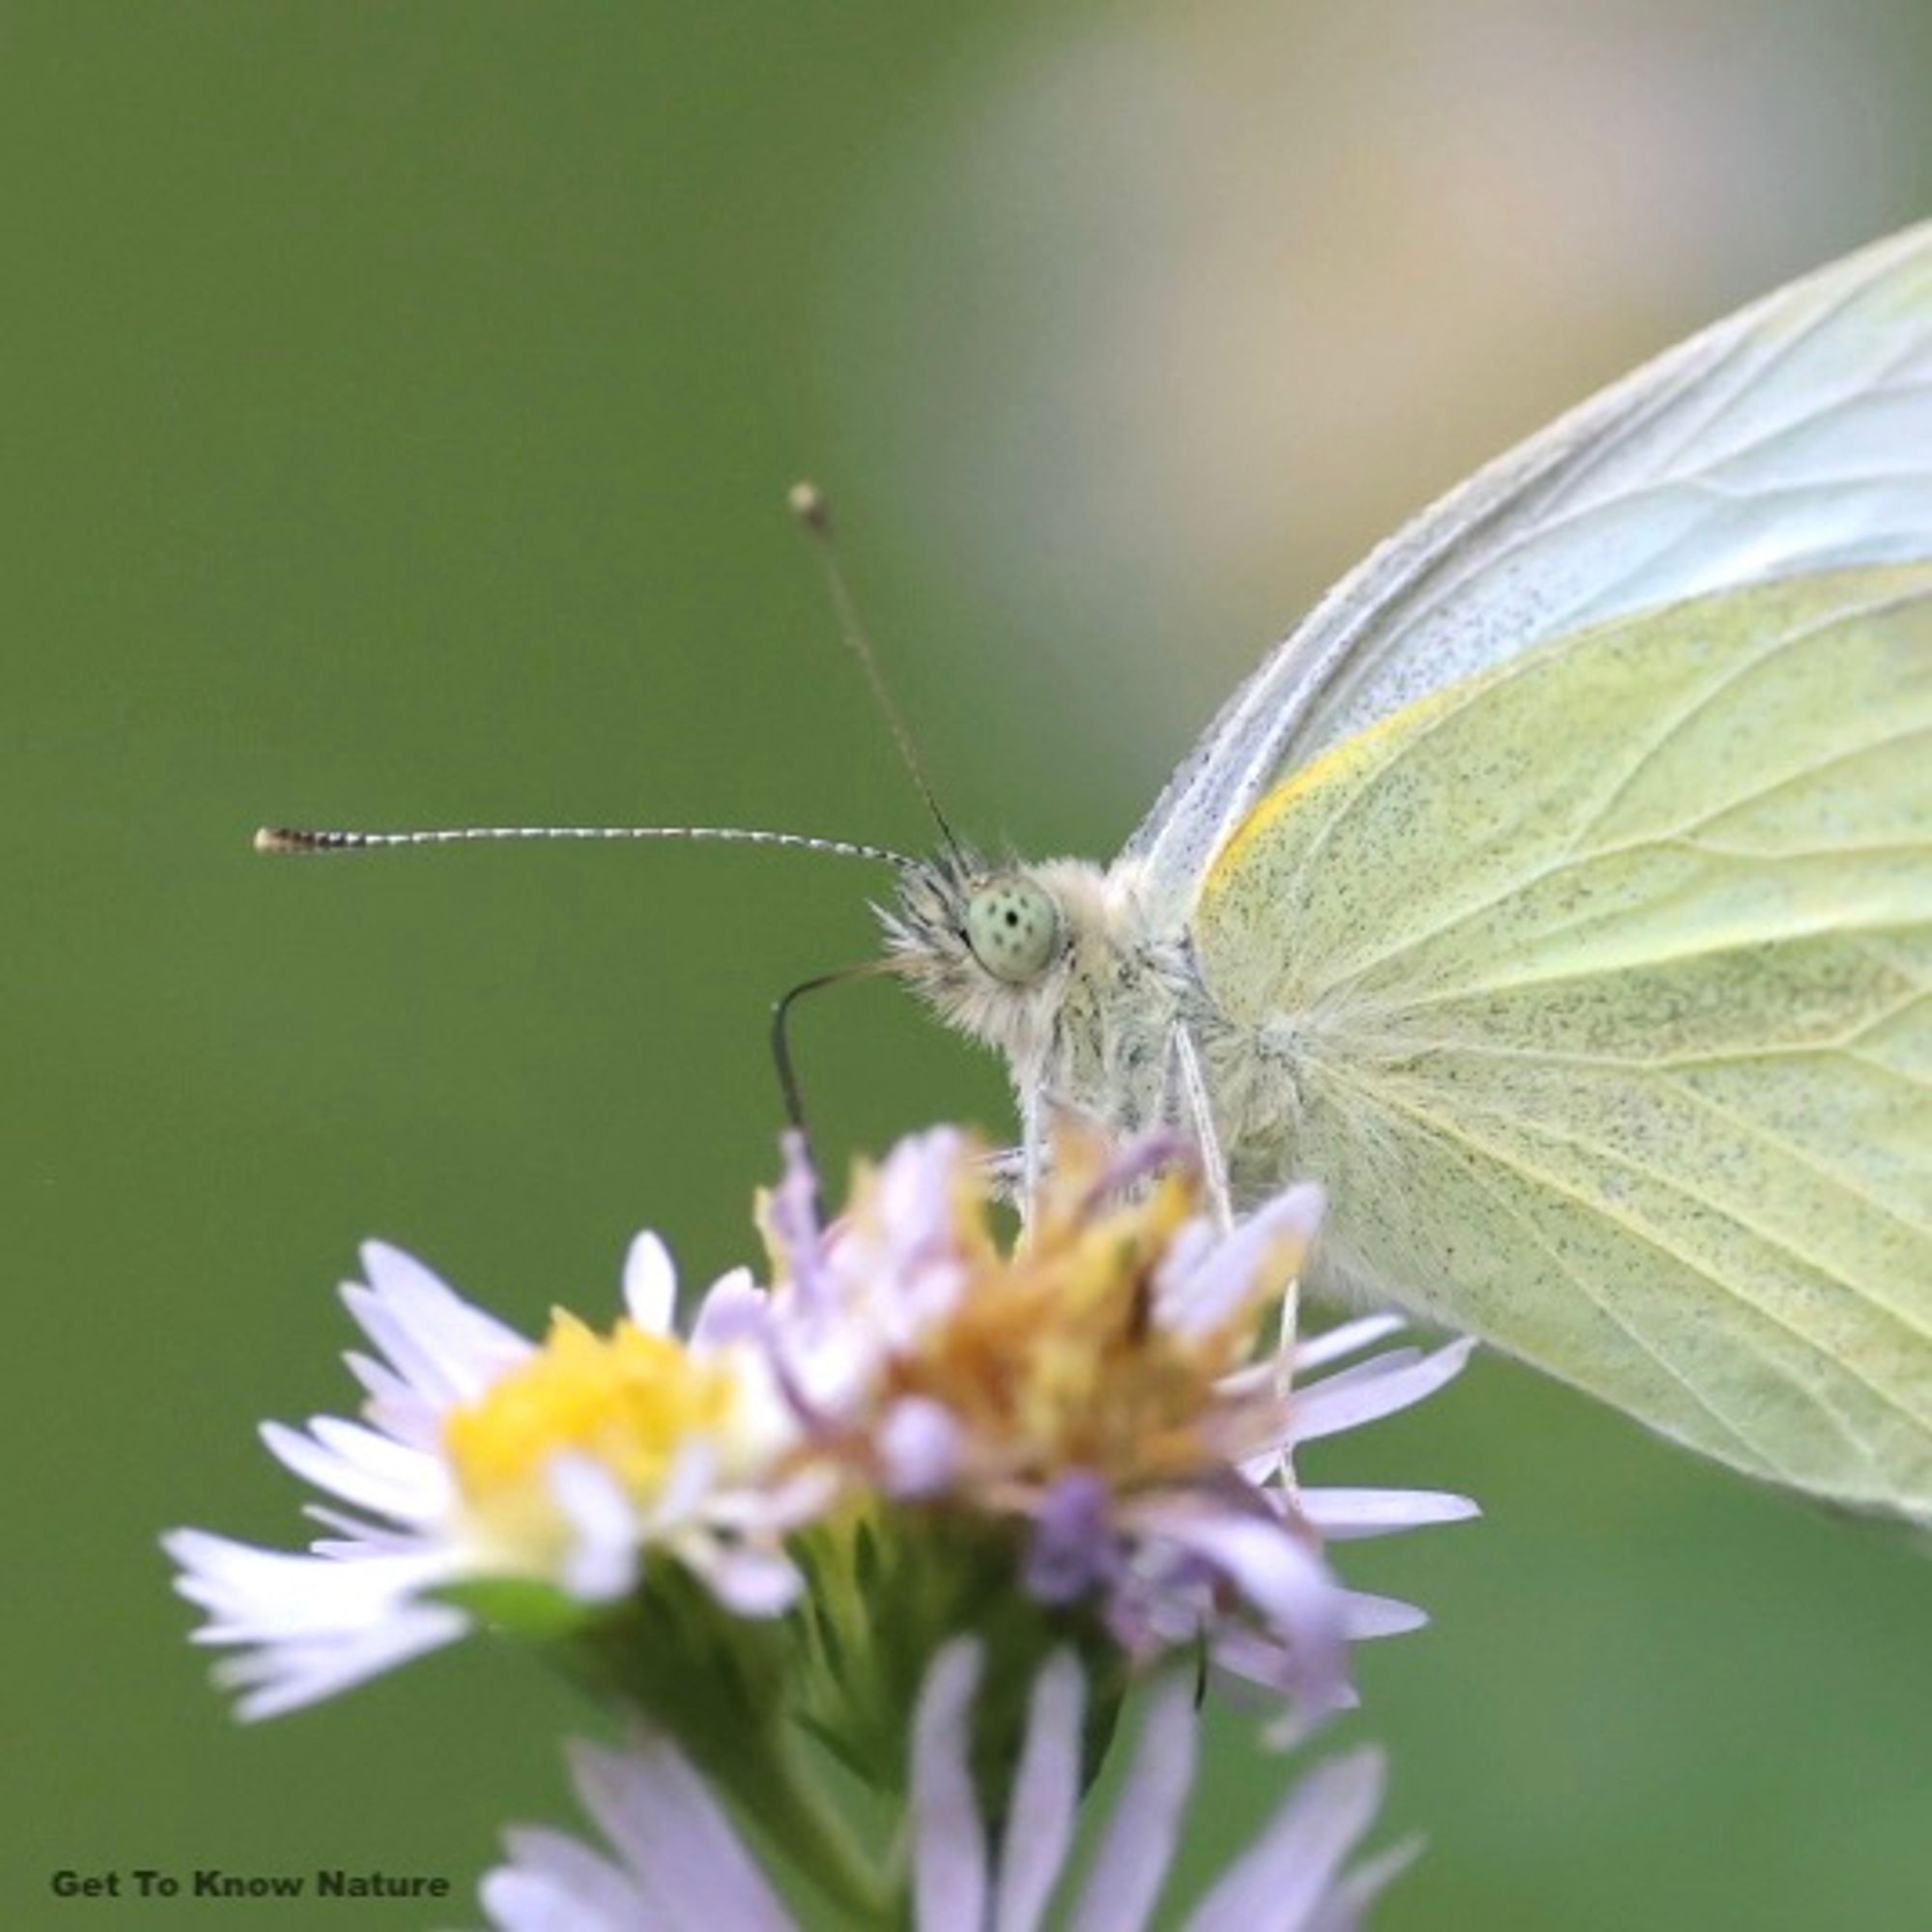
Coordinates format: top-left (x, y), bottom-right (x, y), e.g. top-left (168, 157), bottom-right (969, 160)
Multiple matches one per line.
top-left (1125, 221), bottom-right (1932, 918)
top-left (1189, 567), bottom-right (1932, 1518)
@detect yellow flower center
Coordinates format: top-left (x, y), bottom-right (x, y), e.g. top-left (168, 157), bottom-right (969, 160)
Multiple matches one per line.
top-left (444, 1312), bottom-right (743, 1555)
top-left (852, 1134), bottom-right (1306, 1491)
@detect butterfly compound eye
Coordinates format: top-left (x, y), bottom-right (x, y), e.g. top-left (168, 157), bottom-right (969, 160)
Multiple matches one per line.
top-left (964, 875), bottom-right (1060, 983)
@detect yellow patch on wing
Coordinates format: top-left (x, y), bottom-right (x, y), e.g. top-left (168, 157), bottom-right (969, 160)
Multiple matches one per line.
top-left (1204, 682), bottom-right (1463, 908)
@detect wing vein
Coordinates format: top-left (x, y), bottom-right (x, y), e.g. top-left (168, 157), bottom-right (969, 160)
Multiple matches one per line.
top-left (1335, 1070), bottom-right (1915, 1464)
top-left (1387, 1074), bottom-right (1931, 1355)
top-left (1564, 600), bottom-right (1866, 855)
top-left (1633, 236), bottom-right (1928, 474)
top-left (1306, 718), bottom-right (1931, 1006)
top-left (1281, 587), bottom-right (1929, 997)
top-left (1662, 1074), bottom-right (1932, 1241)
top-left (1341, 1083), bottom-right (1800, 1478)
top-left (1393, 938), bottom-right (1929, 1020)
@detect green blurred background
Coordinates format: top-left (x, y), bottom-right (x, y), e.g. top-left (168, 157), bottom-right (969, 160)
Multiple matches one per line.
top-left (8, 3), bottom-right (1929, 1925)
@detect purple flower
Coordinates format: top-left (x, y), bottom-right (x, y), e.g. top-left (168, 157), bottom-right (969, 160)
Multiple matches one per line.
top-left (482, 1639), bottom-right (1413, 1932)
top-left (755, 1126), bottom-right (1476, 1719)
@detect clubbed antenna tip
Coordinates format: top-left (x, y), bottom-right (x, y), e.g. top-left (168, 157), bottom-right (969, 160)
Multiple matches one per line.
top-left (255, 826), bottom-right (332, 853)
top-left (787, 479), bottom-right (830, 531)
top-left (784, 478), bottom-right (958, 854)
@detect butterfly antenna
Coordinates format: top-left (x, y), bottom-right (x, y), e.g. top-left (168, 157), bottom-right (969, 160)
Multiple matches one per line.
top-left (788, 480), bottom-right (960, 855)
top-left (254, 822), bottom-right (917, 867)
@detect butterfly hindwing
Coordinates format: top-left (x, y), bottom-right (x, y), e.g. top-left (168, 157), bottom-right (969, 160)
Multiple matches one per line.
top-left (1191, 566), bottom-right (1932, 1517)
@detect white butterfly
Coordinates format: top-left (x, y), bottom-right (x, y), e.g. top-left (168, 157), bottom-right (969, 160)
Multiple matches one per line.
top-left (881, 221), bottom-right (1932, 1523)
top-left (266, 222), bottom-right (1932, 1522)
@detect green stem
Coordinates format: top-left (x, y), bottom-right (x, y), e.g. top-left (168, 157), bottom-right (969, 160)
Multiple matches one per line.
top-left (559, 1586), bottom-right (890, 1922)
top-left (718, 1719), bottom-right (889, 1924)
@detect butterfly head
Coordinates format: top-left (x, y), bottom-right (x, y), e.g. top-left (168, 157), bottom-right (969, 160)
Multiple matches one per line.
top-left (879, 848), bottom-right (1083, 1059)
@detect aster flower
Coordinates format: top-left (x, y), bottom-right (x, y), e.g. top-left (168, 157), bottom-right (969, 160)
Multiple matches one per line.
top-left (164, 1231), bottom-right (812, 1721)
top-left (166, 1122), bottom-right (1471, 1917)
top-left (481, 1637), bottom-right (1413, 1932)
top-left (760, 1127), bottom-right (1475, 1740)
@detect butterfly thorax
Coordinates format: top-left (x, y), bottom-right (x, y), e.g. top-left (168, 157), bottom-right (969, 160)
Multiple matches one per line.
top-left (879, 851), bottom-right (1212, 1138)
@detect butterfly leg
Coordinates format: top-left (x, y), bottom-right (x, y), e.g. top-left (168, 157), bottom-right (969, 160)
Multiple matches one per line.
top-left (977, 1145), bottom-right (1027, 1198)
top-left (1018, 1079), bottom-right (1046, 1234)
top-left (1269, 1285), bottom-right (1304, 1502)
top-left (1169, 1022), bottom-right (1234, 1231)
top-left (1170, 1023), bottom-right (1304, 1491)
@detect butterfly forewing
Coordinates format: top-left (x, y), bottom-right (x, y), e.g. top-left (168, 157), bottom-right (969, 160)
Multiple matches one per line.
top-left (1126, 221), bottom-right (1932, 920)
